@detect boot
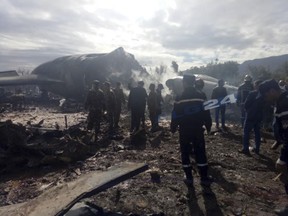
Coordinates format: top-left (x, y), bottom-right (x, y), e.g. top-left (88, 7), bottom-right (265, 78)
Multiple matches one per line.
top-left (198, 166), bottom-right (213, 187)
top-left (183, 167), bottom-right (194, 188)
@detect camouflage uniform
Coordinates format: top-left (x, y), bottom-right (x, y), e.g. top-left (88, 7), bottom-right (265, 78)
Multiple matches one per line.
top-left (113, 87), bottom-right (125, 128)
top-left (156, 84), bottom-right (164, 126)
top-left (84, 88), bottom-right (105, 136)
top-left (104, 88), bottom-right (116, 130)
top-left (148, 89), bottom-right (158, 131)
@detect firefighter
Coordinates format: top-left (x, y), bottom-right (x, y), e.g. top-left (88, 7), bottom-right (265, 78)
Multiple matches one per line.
top-left (103, 82), bottom-right (116, 132)
top-left (113, 82), bottom-right (125, 128)
top-left (258, 79), bottom-right (288, 195)
top-left (84, 80), bottom-right (105, 140)
top-left (237, 75), bottom-right (254, 127)
top-left (238, 80), bottom-right (264, 155)
top-left (170, 74), bottom-right (213, 188)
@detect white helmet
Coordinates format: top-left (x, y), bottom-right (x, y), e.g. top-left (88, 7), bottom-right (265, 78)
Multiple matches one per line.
top-left (244, 75), bottom-right (252, 82)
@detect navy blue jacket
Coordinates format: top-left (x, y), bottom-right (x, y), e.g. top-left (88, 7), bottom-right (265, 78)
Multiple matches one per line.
top-left (237, 82), bottom-right (254, 105)
top-left (276, 91), bottom-right (288, 163)
top-left (128, 86), bottom-right (147, 109)
top-left (211, 86), bottom-right (227, 101)
top-left (171, 86), bottom-right (212, 133)
top-left (244, 90), bottom-right (264, 122)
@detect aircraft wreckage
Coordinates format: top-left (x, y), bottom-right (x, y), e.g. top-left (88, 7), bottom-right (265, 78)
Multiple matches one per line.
top-left (0, 47), bottom-right (238, 101)
top-left (0, 47), bottom-right (146, 100)
top-left (165, 74), bottom-right (238, 99)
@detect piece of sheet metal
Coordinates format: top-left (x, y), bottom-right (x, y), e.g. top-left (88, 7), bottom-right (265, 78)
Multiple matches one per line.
top-left (0, 162), bottom-right (148, 216)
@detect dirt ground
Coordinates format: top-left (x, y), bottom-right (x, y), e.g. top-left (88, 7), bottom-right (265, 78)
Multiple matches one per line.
top-left (0, 105), bottom-right (288, 216)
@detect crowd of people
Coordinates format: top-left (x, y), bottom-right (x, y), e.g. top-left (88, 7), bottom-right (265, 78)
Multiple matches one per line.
top-left (84, 80), bottom-right (125, 140)
top-left (171, 74), bottom-right (288, 195)
top-left (84, 75), bottom-right (288, 194)
top-left (84, 79), bottom-right (164, 139)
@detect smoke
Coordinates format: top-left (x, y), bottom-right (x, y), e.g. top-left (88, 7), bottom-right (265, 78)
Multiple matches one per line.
top-left (130, 66), bottom-right (179, 96)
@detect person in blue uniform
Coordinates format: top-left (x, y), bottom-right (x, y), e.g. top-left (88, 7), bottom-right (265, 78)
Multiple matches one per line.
top-left (238, 80), bottom-right (264, 155)
top-left (258, 79), bottom-right (288, 195)
top-left (237, 75), bottom-right (254, 127)
top-left (170, 74), bottom-right (212, 188)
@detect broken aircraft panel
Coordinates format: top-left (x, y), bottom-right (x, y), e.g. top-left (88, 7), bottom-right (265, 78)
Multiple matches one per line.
top-left (165, 74), bottom-right (238, 99)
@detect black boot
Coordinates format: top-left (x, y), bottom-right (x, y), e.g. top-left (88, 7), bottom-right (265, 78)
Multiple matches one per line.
top-left (198, 166), bottom-right (213, 187)
top-left (183, 167), bottom-right (194, 188)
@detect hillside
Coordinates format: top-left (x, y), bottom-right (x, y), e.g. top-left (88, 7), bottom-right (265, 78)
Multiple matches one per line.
top-left (239, 54), bottom-right (288, 74)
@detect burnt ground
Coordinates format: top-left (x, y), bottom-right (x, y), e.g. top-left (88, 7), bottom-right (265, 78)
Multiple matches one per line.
top-left (0, 106), bottom-right (288, 216)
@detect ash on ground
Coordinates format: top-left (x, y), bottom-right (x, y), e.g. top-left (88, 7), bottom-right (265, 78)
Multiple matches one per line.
top-left (0, 104), bottom-right (287, 216)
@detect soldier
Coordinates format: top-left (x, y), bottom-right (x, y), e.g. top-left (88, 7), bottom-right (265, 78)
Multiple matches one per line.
top-left (238, 80), bottom-right (264, 155)
top-left (139, 81), bottom-right (147, 128)
top-left (170, 74), bottom-right (213, 188)
top-left (147, 83), bottom-right (158, 132)
top-left (258, 79), bottom-right (288, 195)
top-left (84, 80), bottom-right (105, 140)
top-left (237, 75), bottom-right (254, 127)
top-left (113, 82), bottom-right (125, 128)
top-left (211, 79), bottom-right (228, 129)
top-left (128, 81), bottom-right (147, 134)
top-left (103, 82), bottom-right (116, 132)
top-left (156, 83), bottom-right (164, 127)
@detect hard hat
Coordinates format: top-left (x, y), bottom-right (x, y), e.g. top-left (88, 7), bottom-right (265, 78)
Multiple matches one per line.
top-left (244, 75), bottom-right (252, 82)
top-left (278, 80), bottom-right (285, 87)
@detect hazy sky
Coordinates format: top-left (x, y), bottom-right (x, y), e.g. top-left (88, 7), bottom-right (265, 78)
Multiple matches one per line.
top-left (1, 0), bottom-right (288, 71)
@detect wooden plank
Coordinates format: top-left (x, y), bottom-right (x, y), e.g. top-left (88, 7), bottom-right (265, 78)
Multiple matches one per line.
top-left (0, 162), bottom-right (148, 216)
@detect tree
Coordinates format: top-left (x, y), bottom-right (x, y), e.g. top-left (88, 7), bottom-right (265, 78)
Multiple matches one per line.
top-left (247, 65), bottom-right (271, 80)
top-left (282, 61), bottom-right (288, 76)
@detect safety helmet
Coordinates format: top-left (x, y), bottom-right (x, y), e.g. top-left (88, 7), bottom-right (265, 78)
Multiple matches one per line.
top-left (244, 75), bottom-right (252, 82)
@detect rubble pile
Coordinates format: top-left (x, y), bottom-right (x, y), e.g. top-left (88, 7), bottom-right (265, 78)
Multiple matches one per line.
top-left (0, 119), bottom-right (93, 172)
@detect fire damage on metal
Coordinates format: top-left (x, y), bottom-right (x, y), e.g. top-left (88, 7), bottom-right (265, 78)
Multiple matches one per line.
top-left (0, 48), bottom-right (288, 216)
